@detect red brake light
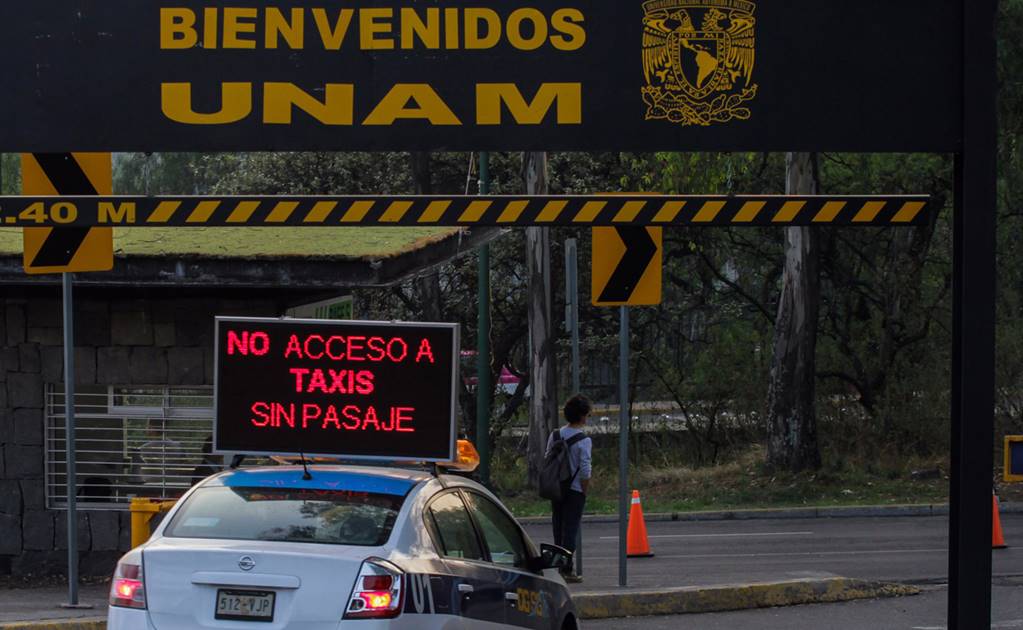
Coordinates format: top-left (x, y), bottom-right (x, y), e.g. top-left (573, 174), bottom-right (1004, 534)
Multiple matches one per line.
top-left (114, 579), bottom-right (143, 599)
top-left (109, 561), bottom-right (146, 609)
top-left (359, 591), bottom-right (393, 609)
top-left (344, 559), bottom-right (403, 619)
top-left (361, 575), bottom-right (392, 591)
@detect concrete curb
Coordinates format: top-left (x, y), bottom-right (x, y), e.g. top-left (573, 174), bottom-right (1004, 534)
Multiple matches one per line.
top-left (0, 579), bottom-right (919, 627)
top-left (519, 501), bottom-right (1022, 525)
top-left (573, 577), bottom-right (921, 619)
top-left (0, 620), bottom-right (105, 630)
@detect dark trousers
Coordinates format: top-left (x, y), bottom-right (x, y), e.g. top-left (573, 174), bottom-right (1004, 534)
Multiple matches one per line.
top-left (551, 490), bottom-right (586, 555)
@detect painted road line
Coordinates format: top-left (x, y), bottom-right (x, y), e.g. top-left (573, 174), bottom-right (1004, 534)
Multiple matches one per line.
top-left (598, 531), bottom-right (814, 540)
top-left (586, 548), bottom-right (949, 561)
top-left (914, 621), bottom-right (1023, 629)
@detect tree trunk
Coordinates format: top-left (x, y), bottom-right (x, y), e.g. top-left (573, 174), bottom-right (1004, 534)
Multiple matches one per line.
top-left (409, 152), bottom-right (432, 195)
top-left (524, 152), bottom-right (558, 487)
top-left (766, 152), bottom-right (822, 472)
top-left (408, 152), bottom-right (444, 322)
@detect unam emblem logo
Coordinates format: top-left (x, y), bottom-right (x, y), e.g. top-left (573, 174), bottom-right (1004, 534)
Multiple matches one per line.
top-left (642, 0), bottom-right (758, 126)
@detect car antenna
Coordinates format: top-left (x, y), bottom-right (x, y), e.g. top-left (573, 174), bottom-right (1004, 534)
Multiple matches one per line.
top-left (299, 451), bottom-right (313, 480)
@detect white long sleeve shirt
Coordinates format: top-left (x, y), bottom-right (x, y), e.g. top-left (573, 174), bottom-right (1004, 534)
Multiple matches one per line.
top-left (545, 426), bottom-right (592, 494)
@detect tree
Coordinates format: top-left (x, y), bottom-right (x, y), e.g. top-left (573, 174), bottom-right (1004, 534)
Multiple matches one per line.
top-left (523, 151), bottom-right (559, 486)
top-left (765, 152), bottom-right (822, 471)
top-left (409, 152), bottom-right (445, 322)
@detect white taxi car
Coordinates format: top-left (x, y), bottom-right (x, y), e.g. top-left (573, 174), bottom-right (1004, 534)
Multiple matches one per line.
top-left (107, 463), bottom-right (579, 630)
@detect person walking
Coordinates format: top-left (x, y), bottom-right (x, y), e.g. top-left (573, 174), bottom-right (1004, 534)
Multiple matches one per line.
top-left (546, 394), bottom-right (592, 583)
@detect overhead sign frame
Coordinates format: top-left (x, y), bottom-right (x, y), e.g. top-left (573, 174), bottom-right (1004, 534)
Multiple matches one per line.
top-left (0, 0), bottom-right (998, 625)
top-left (213, 316), bottom-right (460, 463)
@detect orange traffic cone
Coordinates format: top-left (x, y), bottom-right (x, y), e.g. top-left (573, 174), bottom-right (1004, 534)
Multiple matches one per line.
top-left (627, 490), bottom-right (654, 558)
top-left (993, 492), bottom-right (1008, 550)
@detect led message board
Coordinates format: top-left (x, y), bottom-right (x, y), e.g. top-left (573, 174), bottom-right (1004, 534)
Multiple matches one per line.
top-left (214, 317), bottom-right (459, 461)
top-left (0, 0), bottom-right (962, 152)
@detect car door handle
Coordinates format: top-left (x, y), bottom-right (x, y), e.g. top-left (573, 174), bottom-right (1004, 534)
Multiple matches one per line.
top-left (457, 584), bottom-right (474, 594)
top-left (505, 592), bottom-right (520, 602)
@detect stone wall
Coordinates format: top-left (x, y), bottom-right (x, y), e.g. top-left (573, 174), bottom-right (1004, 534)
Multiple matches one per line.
top-left (0, 287), bottom-right (286, 577)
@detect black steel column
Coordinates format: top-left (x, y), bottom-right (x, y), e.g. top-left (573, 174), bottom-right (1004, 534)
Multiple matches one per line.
top-left (948, 0), bottom-right (997, 626)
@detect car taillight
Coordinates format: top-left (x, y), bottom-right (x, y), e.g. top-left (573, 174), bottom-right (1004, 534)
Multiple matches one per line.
top-left (109, 561), bottom-right (146, 609)
top-left (344, 559), bottom-right (403, 619)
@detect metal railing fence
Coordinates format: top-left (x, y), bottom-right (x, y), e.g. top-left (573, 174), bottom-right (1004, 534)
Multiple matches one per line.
top-left (45, 385), bottom-right (218, 510)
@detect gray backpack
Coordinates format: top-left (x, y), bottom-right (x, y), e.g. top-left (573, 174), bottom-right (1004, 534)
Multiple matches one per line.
top-left (538, 429), bottom-right (587, 501)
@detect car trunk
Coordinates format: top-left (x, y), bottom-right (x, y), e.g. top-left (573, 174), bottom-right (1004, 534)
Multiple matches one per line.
top-left (143, 537), bottom-right (370, 630)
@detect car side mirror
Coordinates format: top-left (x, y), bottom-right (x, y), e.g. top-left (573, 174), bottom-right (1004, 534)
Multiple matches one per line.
top-left (530, 543), bottom-right (573, 572)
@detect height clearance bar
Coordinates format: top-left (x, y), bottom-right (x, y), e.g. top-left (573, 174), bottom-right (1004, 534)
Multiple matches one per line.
top-left (0, 195), bottom-right (930, 228)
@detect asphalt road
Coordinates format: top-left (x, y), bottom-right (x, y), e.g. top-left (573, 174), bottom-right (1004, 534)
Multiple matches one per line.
top-left (521, 515), bottom-right (1023, 592)
top-left (6, 515), bottom-right (1019, 624)
top-left (582, 581), bottom-right (1023, 629)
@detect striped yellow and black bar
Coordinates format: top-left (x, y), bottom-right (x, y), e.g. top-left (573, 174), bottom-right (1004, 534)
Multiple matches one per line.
top-left (0, 195), bottom-right (931, 227)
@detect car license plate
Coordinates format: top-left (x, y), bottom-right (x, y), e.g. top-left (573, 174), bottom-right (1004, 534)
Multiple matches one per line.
top-left (215, 589), bottom-right (275, 622)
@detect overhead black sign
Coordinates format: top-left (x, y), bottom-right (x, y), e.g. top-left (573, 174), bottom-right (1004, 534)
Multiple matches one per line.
top-left (0, 1), bottom-right (962, 152)
top-left (214, 317), bottom-right (459, 462)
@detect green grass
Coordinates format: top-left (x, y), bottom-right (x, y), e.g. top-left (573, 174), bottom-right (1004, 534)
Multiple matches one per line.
top-left (492, 445), bottom-right (954, 518)
top-left (0, 226), bottom-right (459, 259)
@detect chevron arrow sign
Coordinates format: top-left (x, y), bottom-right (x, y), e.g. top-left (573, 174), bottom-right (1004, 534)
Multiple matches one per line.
top-left (592, 227), bottom-right (662, 307)
top-left (21, 153), bottom-right (113, 274)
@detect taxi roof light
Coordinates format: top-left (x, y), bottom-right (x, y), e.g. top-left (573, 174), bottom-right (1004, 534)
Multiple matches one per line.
top-left (437, 440), bottom-right (480, 473)
top-left (266, 439), bottom-right (480, 475)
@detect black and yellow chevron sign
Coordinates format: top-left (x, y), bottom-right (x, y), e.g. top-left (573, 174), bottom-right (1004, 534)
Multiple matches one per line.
top-left (592, 227), bottom-right (662, 306)
top-left (0, 195), bottom-right (930, 228)
top-left (21, 153), bottom-right (113, 274)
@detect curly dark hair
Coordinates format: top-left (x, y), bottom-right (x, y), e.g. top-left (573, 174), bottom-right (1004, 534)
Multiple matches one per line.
top-left (563, 394), bottom-right (592, 424)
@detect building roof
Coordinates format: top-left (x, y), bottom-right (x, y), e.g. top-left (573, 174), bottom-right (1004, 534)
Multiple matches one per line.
top-left (0, 226), bottom-right (458, 259)
top-left (0, 226), bottom-right (500, 288)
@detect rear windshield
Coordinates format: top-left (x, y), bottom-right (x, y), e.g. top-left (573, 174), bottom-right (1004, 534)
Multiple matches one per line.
top-left (165, 487), bottom-right (406, 546)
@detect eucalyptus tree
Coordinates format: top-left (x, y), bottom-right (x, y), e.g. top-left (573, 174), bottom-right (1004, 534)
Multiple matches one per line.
top-left (765, 153), bottom-right (822, 471)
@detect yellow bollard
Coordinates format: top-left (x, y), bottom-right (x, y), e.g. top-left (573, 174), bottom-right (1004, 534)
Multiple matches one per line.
top-left (129, 498), bottom-right (177, 548)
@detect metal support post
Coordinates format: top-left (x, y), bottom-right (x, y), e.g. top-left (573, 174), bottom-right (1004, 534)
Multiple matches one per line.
top-left (618, 306), bottom-right (629, 587)
top-left (565, 238), bottom-right (582, 575)
top-left (61, 272), bottom-right (84, 608)
top-left (566, 239), bottom-right (580, 394)
top-left (476, 152), bottom-right (492, 486)
top-left (947, 1), bottom-right (996, 627)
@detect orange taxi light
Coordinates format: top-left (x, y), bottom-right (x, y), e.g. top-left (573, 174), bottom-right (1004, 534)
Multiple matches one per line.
top-left (439, 439), bottom-right (480, 472)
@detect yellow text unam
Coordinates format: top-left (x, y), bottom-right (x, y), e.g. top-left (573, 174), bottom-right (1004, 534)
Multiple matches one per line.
top-left (161, 82), bottom-right (582, 126)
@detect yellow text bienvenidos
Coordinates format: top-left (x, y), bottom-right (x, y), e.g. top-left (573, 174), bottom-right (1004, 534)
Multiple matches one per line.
top-left (160, 6), bottom-right (587, 52)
